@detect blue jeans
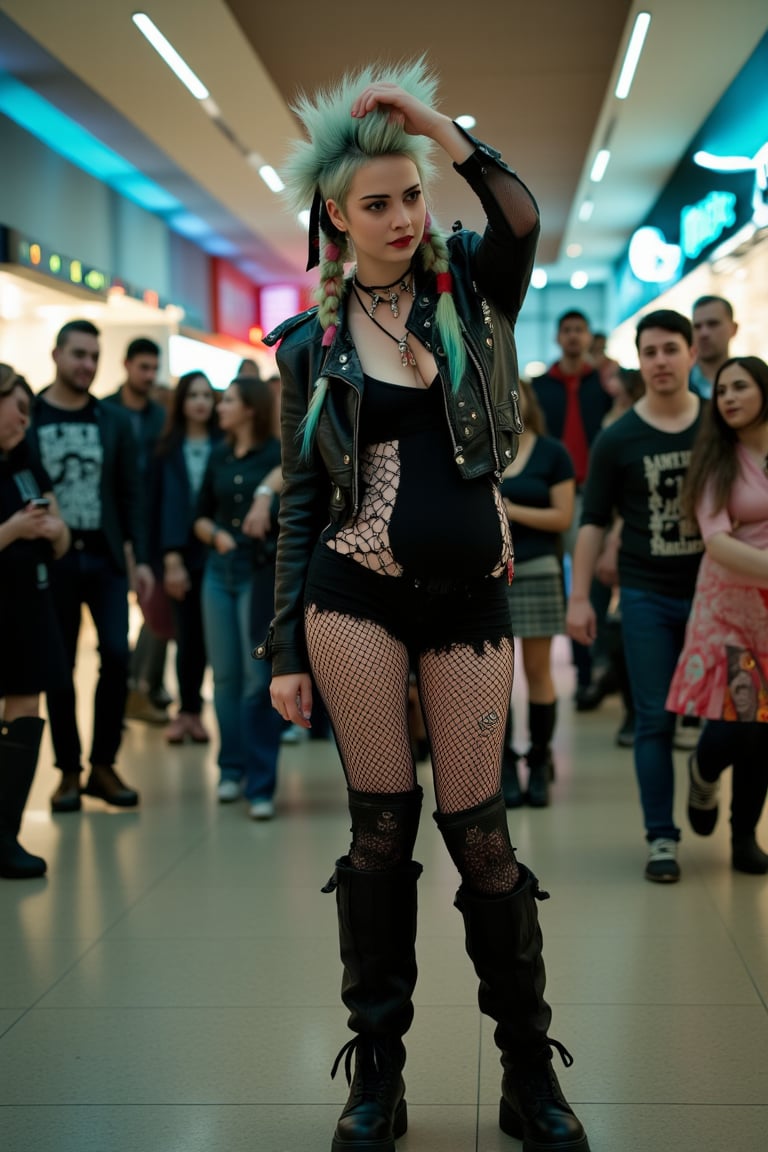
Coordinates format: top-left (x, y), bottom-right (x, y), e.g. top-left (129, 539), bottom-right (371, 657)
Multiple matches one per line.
top-left (202, 551), bottom-right (280, 800)
top-left (620, 587), bottom-right (692, 842)
top-left (47, 549), bottom-right (130, 771)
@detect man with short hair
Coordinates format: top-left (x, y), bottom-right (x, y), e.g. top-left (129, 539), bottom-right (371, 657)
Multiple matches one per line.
top-left (27, 320), bottom-right (153, 811)
top-left (566, 309), bottom-right (704, 883)
top-left (690, 295), bottom-right (738, 400)
top-left (104, 338), bottom-right (170, 723)
top-left (533, 310), bottom-right (612, 709)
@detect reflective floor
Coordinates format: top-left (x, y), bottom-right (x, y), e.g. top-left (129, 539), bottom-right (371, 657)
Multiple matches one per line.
top-left (2, 630), bottom-right (767, 1152)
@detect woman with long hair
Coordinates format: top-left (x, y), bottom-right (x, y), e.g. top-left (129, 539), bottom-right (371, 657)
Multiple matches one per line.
top-left (667, 356), bottom-right (768, 872)
top-left (158, 371), bottom-right (220, 744)
top-left (0, 365), bottom-right (69, 877)
top-left (194, 375), bottom-right (282, 818)
top-left (500, 378), bottom-right (575, 807)
top-left (259, 59), bottom-right (589, 1152)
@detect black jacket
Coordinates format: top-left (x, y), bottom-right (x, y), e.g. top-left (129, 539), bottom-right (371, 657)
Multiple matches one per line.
top-left (26, 391), bottom-right (148, 571)
top-left (259, 135), bottom-right (539, 676)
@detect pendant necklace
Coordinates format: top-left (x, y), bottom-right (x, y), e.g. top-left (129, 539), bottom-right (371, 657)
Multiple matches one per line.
top-left (353, 266), bottom-right (415, 319)
top-left (351, 284), bottom-right (419, 371)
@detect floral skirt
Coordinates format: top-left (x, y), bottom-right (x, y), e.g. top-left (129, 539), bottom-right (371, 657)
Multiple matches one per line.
top-left (666, 557), bottom-right (768, 722)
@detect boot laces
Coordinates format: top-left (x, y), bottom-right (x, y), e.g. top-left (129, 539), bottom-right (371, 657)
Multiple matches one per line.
top-left (331, 1036), bottom-right (397, 1101)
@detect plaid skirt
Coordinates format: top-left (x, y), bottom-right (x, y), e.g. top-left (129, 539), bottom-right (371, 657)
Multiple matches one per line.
top-left (507, 555), bottom-right (565, 638)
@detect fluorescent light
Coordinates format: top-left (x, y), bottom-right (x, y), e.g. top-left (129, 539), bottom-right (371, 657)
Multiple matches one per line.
top-left (590, 149), bottom-right (611, 182)
top-left (693, 150), bottom-right (754, 172)
top-left (566, 242), bottom-right (582, 258)
top-left (298, 209), bottom-right (311, 229)
top-left (578, 200), bottom-right (594, 222)
top-left (132, 13), bottom-right (209, 101)
top-left (570, 271), bottom-right (589, 290)
top-left (530, 268), bottom-right (548, 289)
top-left (259, 165), bottom-right (285, 193)
top-left (455, 114), bottom-right (476, 130)
top-left (615, 12), bottom-right (651, 99)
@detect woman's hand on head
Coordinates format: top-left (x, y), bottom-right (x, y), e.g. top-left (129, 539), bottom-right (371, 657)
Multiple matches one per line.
top-left (351, 83), bottom-right (444, 138)
top-left (270, 673), bottom-right (313, 730)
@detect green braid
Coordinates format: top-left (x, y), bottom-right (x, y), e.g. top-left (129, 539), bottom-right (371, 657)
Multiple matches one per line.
top-left (421, 217), bottom-right (466, 392)
top-left (298, 231), bottom-right (351, 462)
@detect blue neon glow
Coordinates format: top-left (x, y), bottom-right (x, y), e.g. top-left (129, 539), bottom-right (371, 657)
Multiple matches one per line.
top-left (0, 70), bottom-right (239, 258)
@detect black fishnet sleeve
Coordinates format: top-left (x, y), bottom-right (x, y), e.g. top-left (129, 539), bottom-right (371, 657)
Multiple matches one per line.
top-left (452, 129), bottom-right (540, 319)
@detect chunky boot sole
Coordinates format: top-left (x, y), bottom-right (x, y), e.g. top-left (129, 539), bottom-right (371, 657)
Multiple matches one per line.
top-left (500, 1095), bottom-right (591, 1151)
top-left (331, 1096), bottom-right (407, 1152)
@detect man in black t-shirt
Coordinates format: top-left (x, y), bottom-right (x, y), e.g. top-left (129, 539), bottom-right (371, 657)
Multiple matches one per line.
top-left (566, 310), bottom-right (704, 884)
top-left (27, 320), bottom-right (153, 813)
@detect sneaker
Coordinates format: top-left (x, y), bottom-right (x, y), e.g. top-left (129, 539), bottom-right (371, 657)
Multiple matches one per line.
top-left (217, 780), bottom-right (241, 803)
top-left (249, 799), bottom-right (275, 821)
top-left (687, 752), bottom-right (720, 836)
top-left (644, 838), bottom-right (681, 884)
top-left (673, 715), bottom-right (700, 751)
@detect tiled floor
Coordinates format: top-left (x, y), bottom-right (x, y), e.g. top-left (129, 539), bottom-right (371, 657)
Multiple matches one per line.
top-left (2, 632), bottom-right (767, 1152)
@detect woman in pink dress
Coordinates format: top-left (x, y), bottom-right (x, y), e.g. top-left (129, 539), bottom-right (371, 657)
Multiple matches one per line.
top-left (667, 356), bottom-right (768, 873)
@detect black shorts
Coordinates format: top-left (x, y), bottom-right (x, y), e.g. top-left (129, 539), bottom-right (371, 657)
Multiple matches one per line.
top-left (304, 543), bottom-right (512, 660)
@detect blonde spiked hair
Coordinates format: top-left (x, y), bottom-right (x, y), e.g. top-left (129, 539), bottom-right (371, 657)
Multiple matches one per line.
top-left (283, 57), bottom-right (465, 458)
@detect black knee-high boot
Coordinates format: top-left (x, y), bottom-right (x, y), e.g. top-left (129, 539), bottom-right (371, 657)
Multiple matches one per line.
top-left (526, 701), bottom-right (556, 807)
top-left (438, 796), bottom-right (590, 1152)
top-left (502, 708), bottom-right (523, 809)
top-left (325, 788), bottom-right (423, 1152)
top-left (0, 717), bottom-right (46, 879)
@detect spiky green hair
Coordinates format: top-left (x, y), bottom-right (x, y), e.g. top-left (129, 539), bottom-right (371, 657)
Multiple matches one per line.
top-left (284, 57), bottom-right (439, 210)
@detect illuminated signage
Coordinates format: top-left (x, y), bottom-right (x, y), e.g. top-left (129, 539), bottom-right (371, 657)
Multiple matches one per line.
top-left (11, 233), bottom-right (110, 296)
top-left (1, 227), bottom-right (166, 310)
top-left (679, 191), bottom-right (737, 260)
top-left (627, 226), bottom-right (683, 283)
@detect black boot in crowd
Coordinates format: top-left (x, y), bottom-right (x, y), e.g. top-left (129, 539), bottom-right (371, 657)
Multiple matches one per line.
top-left (437, 794), bottom-right (590, 1150)
top-left (325, 856), bottom-right (422, 1152)
top-left (501, 709), bottom-right (523, 808)
top-left (456, 869), bottom-right (590, 1151)
top-left (0, 716), bottom-right (47, 879)
top-left (525, 701), bottom-right (556, 807)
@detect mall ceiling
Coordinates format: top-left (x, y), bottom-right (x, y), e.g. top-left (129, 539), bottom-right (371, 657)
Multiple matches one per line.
top-left (1, 0), bottom-right (767, 287)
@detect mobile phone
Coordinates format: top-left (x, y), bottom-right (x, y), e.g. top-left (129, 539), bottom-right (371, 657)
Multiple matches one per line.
top-left (29, 497), bottom-right (50, 509)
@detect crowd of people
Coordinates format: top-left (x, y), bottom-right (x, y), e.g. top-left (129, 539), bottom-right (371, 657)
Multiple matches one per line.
top-left (1, 54), bottom-right (766, 1152)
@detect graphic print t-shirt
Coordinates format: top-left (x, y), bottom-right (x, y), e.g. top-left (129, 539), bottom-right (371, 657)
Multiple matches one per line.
top-left (580, 407), bottom-right (704, 598)
top-left (35, 396), bottom-right (104, 533)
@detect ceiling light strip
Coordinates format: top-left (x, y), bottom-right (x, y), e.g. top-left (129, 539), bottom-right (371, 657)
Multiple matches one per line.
top-left (590, 149), bottom-right (611, 183)
top-left (615, 12), bottom-right (651, 100)
top-left (132, 14), bottom-right (209, 100)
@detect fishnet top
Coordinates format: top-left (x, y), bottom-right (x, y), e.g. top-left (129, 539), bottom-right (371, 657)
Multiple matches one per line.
top-left (327, 374), bottom-right (511, 581)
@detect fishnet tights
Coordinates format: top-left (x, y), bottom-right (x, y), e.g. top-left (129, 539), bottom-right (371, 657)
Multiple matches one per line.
top-left (305, 606), bottom-right (514, 815)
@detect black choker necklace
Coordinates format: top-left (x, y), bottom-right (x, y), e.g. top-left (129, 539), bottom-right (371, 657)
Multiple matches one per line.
top-left (353, 267), bottom-right (415, 319)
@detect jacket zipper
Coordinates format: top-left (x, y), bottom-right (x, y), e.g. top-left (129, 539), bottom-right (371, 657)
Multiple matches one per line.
top-left (325, 369), bottom-right (361, 516)
top-left (463, 331), bottom-right (501, 475)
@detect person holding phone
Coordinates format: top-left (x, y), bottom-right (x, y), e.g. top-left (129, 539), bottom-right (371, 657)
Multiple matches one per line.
top-left (0, 364), bottom-right (70, 878)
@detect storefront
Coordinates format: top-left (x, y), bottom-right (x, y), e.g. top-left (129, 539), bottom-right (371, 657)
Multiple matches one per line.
top-left (607, 31), bottom-right (768, 365)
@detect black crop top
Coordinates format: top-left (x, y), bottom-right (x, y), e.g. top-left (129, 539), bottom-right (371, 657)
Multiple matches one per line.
top-left (354, 374), bottom-right (505, 580)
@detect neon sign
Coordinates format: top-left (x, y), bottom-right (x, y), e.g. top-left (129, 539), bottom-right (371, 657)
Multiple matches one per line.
top-left (679, 191), bottom-right (737, 260)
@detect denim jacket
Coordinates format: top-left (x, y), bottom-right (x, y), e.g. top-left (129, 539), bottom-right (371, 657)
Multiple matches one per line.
top-left (257, 135), bottom-right (540, 676)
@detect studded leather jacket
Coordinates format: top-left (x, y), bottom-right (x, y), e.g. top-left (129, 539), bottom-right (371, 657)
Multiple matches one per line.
top-left (257, 135), bottom-right (540, 676)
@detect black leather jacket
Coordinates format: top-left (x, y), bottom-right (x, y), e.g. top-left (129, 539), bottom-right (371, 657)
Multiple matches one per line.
top-left (257, 136), bottom-right (539, 676)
